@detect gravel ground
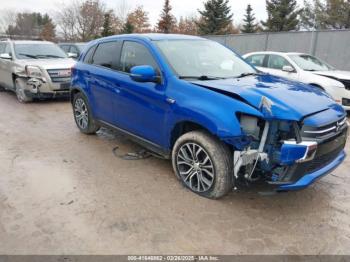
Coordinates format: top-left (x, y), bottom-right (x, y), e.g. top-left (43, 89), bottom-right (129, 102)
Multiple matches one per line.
top-left (0, 91), bottom-right (349, 255)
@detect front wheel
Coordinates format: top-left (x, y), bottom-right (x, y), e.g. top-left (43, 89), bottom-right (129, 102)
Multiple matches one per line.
top-left (73, 92), bottom-right (100, 134)
top-left (172, 130), bottom-right (233, 199)
top-left (15, 78), bottom-right (32, 103)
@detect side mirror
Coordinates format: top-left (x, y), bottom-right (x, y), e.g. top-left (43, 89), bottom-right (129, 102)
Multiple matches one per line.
top-left (130, 65), bottom-right (160, 83)
top-left (67, 52), bottom-right (78, 58)
top-left (282, 65), bottom-right (295, 73)
top-left (0, 53), bottom-right (12, 60)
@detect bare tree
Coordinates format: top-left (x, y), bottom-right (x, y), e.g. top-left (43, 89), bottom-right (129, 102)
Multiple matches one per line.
top-left (55, 0), bottom-right (105, 42)
top-left (0, 9), bottom-right (17, 34)
top-left (114, 0), bottom-right (131, 24)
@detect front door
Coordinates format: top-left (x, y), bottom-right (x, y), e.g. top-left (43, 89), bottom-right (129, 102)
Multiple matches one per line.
top-left (112, 40), bottom-right (169, 146)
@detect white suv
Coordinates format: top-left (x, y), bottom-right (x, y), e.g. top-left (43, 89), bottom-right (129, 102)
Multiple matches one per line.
top-left (243, 51), bottom-right (350, 111)
top-left (0, 39), bottom-right (75, 103)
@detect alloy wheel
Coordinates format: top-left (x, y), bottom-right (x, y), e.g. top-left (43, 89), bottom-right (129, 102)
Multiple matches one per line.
top-left (74, 98), bottom-right (89, 130)
top-left (176, 142), bottom-right (215, 192)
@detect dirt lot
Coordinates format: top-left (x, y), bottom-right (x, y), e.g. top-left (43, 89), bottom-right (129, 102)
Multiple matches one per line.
top-left (0, 91), bottom-right (350, 255)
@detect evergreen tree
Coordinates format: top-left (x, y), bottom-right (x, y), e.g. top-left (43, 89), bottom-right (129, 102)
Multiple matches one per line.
top-left (101, 12), bottom-right (114, 37)
top-left (197, 0), bottom-right (233, 35)
top-left (157, 0), bottom-right (176, 33)
top-left (262, 0), bottom-right (301, 32)
top-left (121, 19), bottom-right (134, 34)
top-left (241, 4), bottom-right (258, 33)
top-left (301, 0), bottom-right (350, 30)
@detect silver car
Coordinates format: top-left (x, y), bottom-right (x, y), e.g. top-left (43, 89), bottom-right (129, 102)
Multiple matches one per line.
top-left (0, 39), bottom-right (76, 103)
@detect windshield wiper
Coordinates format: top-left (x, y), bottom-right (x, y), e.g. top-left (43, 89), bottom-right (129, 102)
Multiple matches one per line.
top-left (236, 72), bottom-right (260, 78)
top-left (18, 53), bottom-right (38, 59)
top-left (35, 55), bottom-right (64, 58)
top-left (179, 75), bottom-right (225, 81)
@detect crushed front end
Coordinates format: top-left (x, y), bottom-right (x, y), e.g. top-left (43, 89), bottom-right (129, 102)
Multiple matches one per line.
top-left (229, 112), bottom-right (348, 191)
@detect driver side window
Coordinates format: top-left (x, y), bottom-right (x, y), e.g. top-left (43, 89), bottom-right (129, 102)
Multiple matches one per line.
top-left (267, 55), bottom-right (293, 70)
top-left (120, 41), bottom-right (159, 73)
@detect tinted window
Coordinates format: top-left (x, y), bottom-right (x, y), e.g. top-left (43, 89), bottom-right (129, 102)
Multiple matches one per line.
top-left (267, 55), bottom-right (293, 70)
top-left (120, 41), bottom-right (159, 73)
top-left (60, 45), bottom-right (70, 52)
top-left (70, 45), bottom-right (79, 54)
top-left (246, 54), bottom-right (265, 67)
top-left (0, 43), bottom-right (6, 53)
top-left (92, 41), bottom-right (121, 70)
top-left (83, 46), bottom-right (96, 64)
top-left (4, 44), bottom-right (11, 54)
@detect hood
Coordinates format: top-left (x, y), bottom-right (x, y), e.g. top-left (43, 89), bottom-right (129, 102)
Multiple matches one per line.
top-left (313, 70), bottom-right (350, 80)
top-left (191, 74), bottom-right (345, 121)
top-left (19, 58), bottom-right (76, 70)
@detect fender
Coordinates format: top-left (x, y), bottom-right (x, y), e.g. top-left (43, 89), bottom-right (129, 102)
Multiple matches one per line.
top-left (164, 77), bottom-right (264, 148)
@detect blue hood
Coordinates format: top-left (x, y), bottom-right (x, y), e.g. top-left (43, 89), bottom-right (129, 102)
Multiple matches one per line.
top-left (192, 74), bottom-right (345, 121)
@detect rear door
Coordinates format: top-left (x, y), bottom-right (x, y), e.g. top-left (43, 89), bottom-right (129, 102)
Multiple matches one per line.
top-left (88, 41), bottom-right (122, 125)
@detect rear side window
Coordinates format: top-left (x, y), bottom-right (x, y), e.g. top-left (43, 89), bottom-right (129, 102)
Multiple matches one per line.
top-left (83, 46), bottom-right (96, 64)
top-left (267, 55), bottom-right (293, 70)
top-left (91, 41), bottom-right (122, 70)
top-left (60, 45), bottom-right (70, 52)
top-left (120, 41), bottom-right (159, 73)
top-left (246, 54), bottom-right (265, 67)
top-left (0, 43), bottom-right (7, 53)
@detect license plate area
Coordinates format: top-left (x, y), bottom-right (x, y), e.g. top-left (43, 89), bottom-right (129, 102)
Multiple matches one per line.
top-left (60, 82), bottom-right (70, 90)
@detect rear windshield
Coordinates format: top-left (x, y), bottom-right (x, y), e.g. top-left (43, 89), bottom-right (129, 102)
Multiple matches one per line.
top-left (14, 43), bottom-right (67, 59)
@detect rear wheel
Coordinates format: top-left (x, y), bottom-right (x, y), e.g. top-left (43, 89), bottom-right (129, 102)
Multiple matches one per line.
top-left (15, 78), bottom-right (32, 103)
top-left (172, 130), bottom-right (233, 199)
top-left (73, 92), bottom-right (100, 134)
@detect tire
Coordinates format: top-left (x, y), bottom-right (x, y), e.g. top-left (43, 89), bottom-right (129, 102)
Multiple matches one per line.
top-left (15, 78), bottom-right (33, 103)
top-left (172, 130), bottom-right (233, 199)
top-left (73, 92), bottom-right (100, 134)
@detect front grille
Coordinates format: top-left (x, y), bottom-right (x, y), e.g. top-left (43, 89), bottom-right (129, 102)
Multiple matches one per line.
top-left (280, 128), bottom-right (347, 183)
top-left (47, 69), bottom-right (71, 83)
top-left (301, 117), bottom-right (347, 138)
top-left (342, 98), bottom-right (350, 106)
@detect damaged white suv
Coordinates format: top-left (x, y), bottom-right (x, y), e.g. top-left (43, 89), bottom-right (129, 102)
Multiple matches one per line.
top-left (0, 39), bottom-right (75, 103)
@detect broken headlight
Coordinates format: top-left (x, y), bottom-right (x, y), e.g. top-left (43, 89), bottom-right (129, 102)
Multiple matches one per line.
top-left (25, 65), bottom-right (44, 80)
top-left (239, 114), bottom-right (263, 140)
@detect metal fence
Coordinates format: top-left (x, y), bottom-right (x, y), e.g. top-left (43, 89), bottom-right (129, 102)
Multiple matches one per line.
top-left (205, 29), bottom-right (350, 71)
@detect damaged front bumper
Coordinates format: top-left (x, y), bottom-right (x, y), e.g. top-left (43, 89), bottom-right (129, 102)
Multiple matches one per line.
top-left (276, 150), bottom-right (346, 190)
top-left (24, 77), bottom-right (70, 99)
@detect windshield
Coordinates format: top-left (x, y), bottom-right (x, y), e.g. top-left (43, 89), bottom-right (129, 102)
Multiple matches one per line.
top-left (155, 40), bottom-right (257, 79)
top-left (288, 54), bottom-right (334, 71)
top-left (14, 43), bottom-right (68, 59)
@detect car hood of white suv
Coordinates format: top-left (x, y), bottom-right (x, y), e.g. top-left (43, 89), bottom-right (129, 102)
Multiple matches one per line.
top-left (20, 58), bottom-right (76, 70)
top-left (313, 70), bottom-right (350, 80)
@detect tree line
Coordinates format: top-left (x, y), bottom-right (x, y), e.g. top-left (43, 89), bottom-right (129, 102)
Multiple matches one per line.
top-left (0, 0), bottom-right (349, 42)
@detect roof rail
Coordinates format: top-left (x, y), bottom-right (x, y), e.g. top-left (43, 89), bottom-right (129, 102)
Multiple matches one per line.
top-left (0, 35), bottom-right (45, 41)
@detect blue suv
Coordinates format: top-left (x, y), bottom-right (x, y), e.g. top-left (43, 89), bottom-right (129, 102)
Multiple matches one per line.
top-left (71, 34), bottom-right (348, 199)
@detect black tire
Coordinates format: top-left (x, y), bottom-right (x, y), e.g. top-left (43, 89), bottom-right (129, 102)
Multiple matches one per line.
top-left (172, 130), bottom-right (233, 199)
top-left (73, 92), bottom-right (100, 134)
top-left (15, 78), bottom-right (33, 103)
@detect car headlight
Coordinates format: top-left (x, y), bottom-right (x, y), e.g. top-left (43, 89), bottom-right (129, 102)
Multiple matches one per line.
top-left (25, 65), bottom-right (44, 79)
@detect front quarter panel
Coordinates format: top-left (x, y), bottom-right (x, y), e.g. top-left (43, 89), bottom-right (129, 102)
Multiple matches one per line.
top-left (165, 77), bottom-right (264, 148)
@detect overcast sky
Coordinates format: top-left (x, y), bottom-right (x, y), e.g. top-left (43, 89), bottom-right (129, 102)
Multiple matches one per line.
top-left (0, 0), bottom-right (304, 26)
